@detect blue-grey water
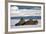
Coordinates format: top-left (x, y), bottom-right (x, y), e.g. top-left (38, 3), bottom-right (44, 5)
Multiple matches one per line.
top-left (11, 16), bottom-right (41, 19)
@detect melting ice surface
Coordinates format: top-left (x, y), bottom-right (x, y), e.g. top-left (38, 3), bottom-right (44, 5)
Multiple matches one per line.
top-left (11, 19), bottom-right (41, 28)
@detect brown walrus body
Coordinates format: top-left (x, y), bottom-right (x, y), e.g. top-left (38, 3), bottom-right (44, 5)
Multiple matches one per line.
top-left (15, 18), bottom-right (38, 26)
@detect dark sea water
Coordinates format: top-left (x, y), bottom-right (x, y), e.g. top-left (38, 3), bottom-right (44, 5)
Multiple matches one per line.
top-left (11, 16), bottom-right (41, 19)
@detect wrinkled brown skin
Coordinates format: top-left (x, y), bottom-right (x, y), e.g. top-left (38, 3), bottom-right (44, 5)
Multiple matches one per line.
top-left (22, 20), bottom-right (38, 25)
top-left (15, 19), bottom-right (38, 26)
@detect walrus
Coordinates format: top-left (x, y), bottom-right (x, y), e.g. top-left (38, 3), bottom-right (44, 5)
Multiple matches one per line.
top-left (15, 18), bottom-right (38, 26)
